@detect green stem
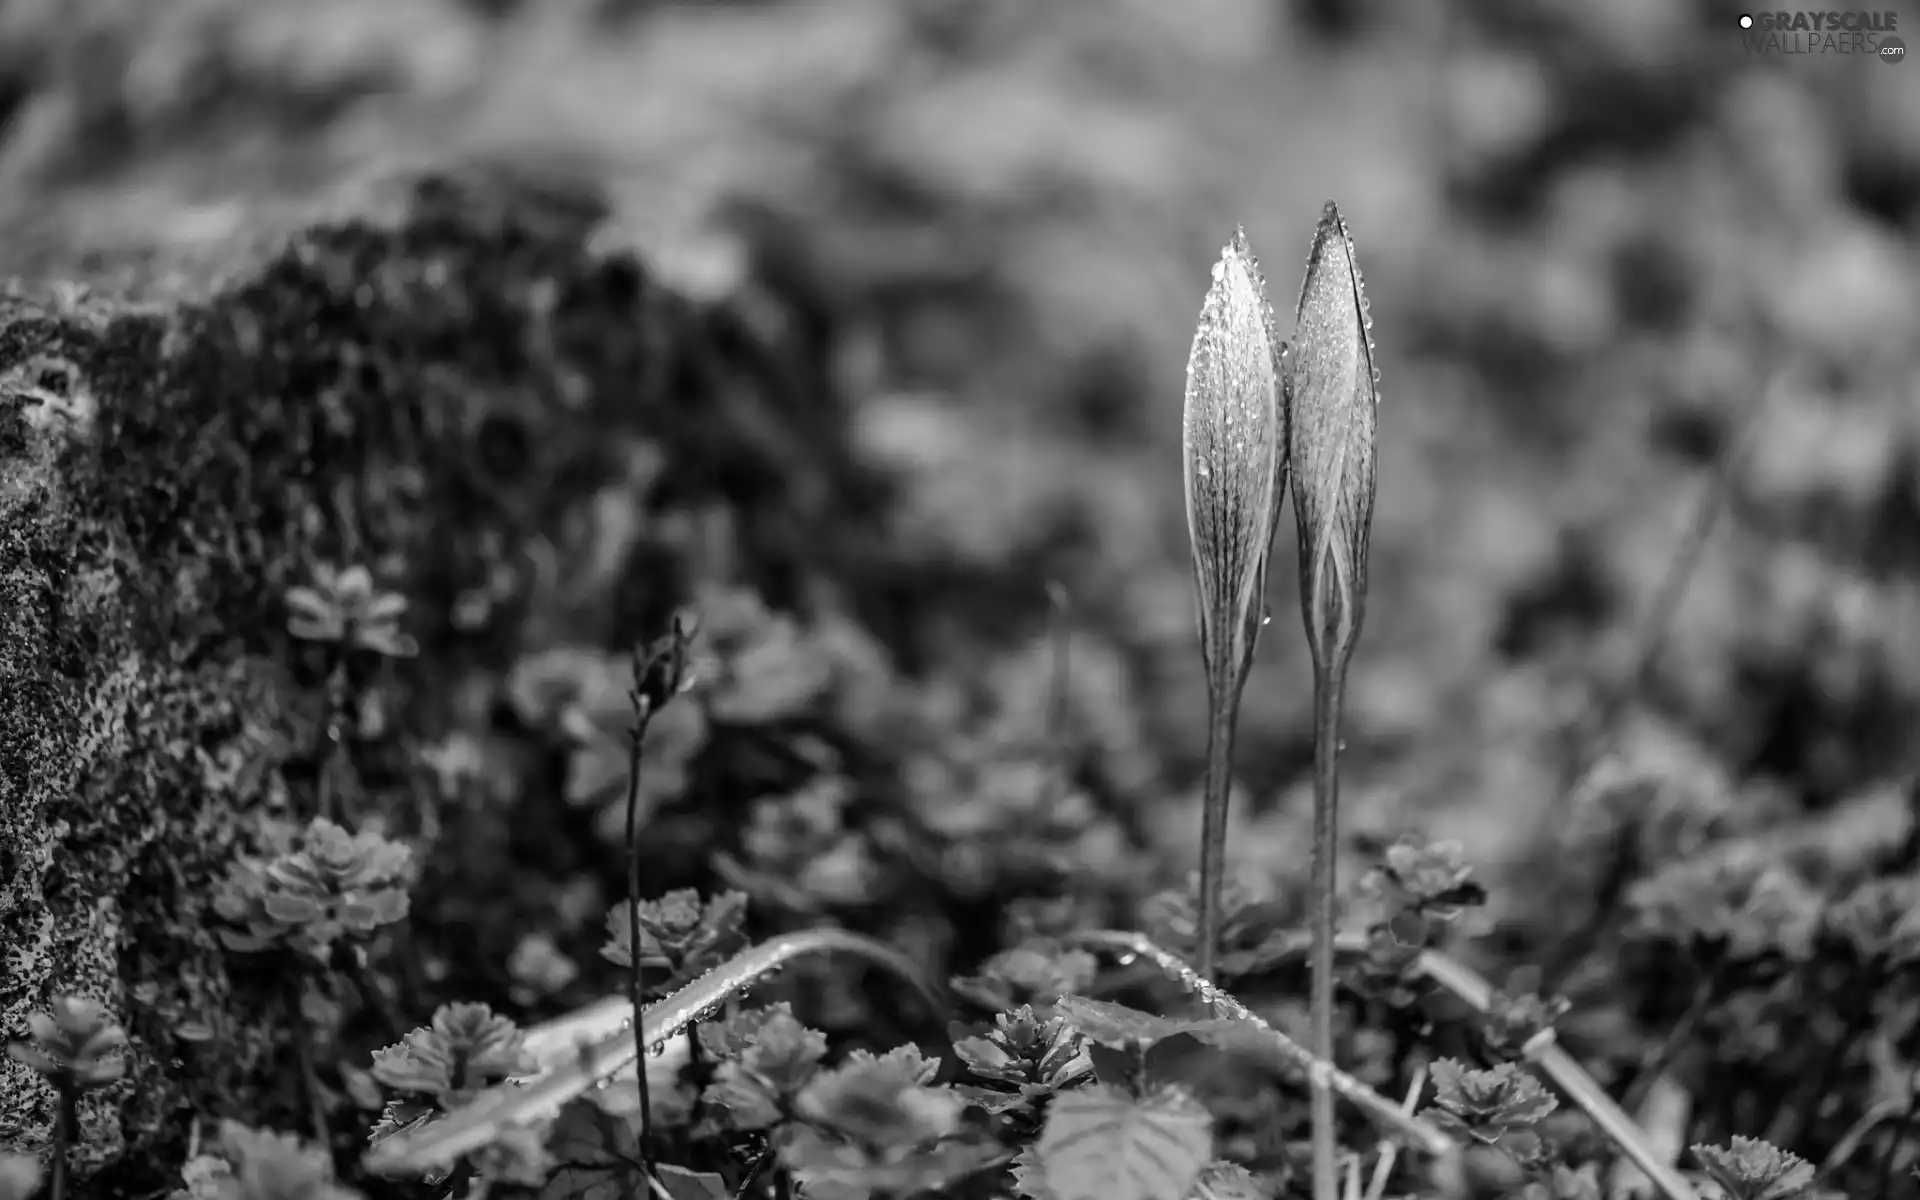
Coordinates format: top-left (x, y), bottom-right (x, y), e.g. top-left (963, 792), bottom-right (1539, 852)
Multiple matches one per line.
top-left (625, 700), bottom-right (656, 1163)
top-left (733, 1140), bottom-right (776, 1199)
top-left (288, 974), bottom-right (329, 1150)
top-left (1197, 694), bottom-right (1238, 986)
top-left (1308, 666), bottom-right (1346, 1200)
top-left (48, 1085), bottom-right (74, 1200)
top-left (1621, 972), bottom-right (1717, 1118)
top-left (318, 657), bottom-right (351, 824)
top-left (686, 1019), bottom-right (708, 1128)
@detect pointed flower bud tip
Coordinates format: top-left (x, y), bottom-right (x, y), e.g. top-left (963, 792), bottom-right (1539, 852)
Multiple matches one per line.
top-left (1288, 201), bottom-right (1380, 672)
top-left (1182, 226), bottom-right (1287, 698)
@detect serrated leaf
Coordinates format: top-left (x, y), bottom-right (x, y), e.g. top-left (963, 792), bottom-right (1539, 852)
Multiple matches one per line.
top-left (1286, 201), bottom-right (1378, 672)
top-left (539, 1100), bottom-right (644, 1200)
top-left (1012, 1143), bottom-right (1061, 1200)
top-left (1182, 226), bottom-right (1288, 703)
top-left (1037, 1083), bottom-right (1214, 1200)
top-left (783, 1126), bottom-right (1007, 1200)
top-left (364, 930), bottom-right (936, 1175)
top-left (1691, 1137), bottom-right (1816, 1200)
top-left (1190, 1161), bottom-right (1270, 1200)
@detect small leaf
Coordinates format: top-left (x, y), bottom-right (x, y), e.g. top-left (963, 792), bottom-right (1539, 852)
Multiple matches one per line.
top-left (364, 929), bottom-right (938, 1175)
top-left (1012, 1144), bottom-right (1061, 1200)
top-left (0, 1154), bottom-right (42, 1200)
top-left (1037, 1083), bottom-right (1214, 1200)
top-left (1426, 1059), bottom-right (1557, 1133)
top-left (540, 1100), bottom-right (645, 1200)
top-left (1286, 201), bottom-right (1379, 674)
top-left (1691, 1137), bottom-right (1816, 1200)
top-left (1190, 1161), bottom-right (1270, 1199)
top-left (654, 1165), bottom-right (732, 1200)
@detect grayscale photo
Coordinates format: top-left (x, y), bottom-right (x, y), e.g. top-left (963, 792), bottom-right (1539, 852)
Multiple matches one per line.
top-left (0, 2), bottom-right (1916, 1198)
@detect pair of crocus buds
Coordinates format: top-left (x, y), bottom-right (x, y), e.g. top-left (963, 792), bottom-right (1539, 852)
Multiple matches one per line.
top-left (1182, 205), bottom-right (1378, 1196)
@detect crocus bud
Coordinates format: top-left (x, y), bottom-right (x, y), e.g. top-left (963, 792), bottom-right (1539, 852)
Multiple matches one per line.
top-left (1287, 202), bottom-right (1378, 675)
top-left (1182, 227), bottom-right (1288, 705)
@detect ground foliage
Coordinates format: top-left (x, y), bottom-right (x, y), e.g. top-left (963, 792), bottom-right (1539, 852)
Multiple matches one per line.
top-left (0, 1), bottom-right (1918, 1198)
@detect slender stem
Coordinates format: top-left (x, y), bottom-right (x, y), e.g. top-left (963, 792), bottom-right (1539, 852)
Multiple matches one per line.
top-left (734, 1138), bottom-right (777, 1199)
top-left (1197, 694), bottom-right (1238, 985)
top-left (1872, 1079), bottom-right (1914, 1199)
top-left (1621, 973), bottom-right (1716, 1118)
top-left (317, 656), bottom-right (352, 824)
top-left (49, 1085), bottom-right (74, 1200)
top-left (1065, 930), bottom-right (1456, 1159)
top-left (1770, 969), bottom-right (1873, 1151)
top-left (1408, 945), bottom-right (1697, 1200)
top-left (685, 1020), bottom-right (708, 1128)
top-left (1308, 666), bottom-right (1347, 1200)
top-left (288, 974), bottom-right (329, 1150)
top-left (1363, 1065), bottom-right (1426, 1200)
top-left (625, 698), bottom-right (656, 1161)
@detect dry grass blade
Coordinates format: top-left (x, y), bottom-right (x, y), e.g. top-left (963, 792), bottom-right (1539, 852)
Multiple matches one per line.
top-left (1064, 931), bottom-right (1459, 1166)
top-left (1180, 225), bottom-right (1288, 985)
top-left (1359, 939), bottom-right (1697, 1200)
top-left (1285, 200), bottom-right (1380, 1200)
top-left (361, 930), bottom-right (940, 1175)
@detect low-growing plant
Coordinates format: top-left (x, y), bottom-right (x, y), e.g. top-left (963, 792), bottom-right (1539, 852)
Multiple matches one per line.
top-left (28, 205), bottom-right (1868, 1200)
top-left (6, 998), bottom-right (124, 1200)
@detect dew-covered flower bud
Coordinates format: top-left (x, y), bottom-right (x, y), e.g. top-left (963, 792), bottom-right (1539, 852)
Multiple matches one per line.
top-left (1182, 227), bottom-right (1287, 706)
top-left (1287, 202), bottom-right (1379, 675)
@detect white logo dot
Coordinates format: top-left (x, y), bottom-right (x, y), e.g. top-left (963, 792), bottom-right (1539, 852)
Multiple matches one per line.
top-left (1739, 14), bottom-right (1754, 27)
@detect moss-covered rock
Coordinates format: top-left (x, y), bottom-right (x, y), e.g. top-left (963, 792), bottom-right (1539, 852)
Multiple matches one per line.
top-left (0, 166), bottom-right (893, 1194)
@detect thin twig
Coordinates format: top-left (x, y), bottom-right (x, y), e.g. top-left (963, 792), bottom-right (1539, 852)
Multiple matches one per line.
top-left (734, 1140), bottom-right (777, 1199)
top-left (1572, 374), bottom-right (1776, 784)
top-left (1404, 944), bottom-right (1697, 1200)
top-left (1399, 365), bottom-right (1779, 833)
top-left (1619, 973), bottom-right (1717, 1118)
top-left (1364, 1065), bottom-right (1428, 1200)
top-left (1822, 1096), bottom-right (1907, 1177)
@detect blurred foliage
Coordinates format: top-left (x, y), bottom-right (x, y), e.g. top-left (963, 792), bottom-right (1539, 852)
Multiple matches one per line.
top-left (1, 0), bottom-right (1919, 1196)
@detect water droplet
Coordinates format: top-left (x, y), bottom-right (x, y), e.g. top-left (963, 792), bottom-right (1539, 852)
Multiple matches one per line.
top-left (648, 1042), bottom-right (667, 1058)
top-left (1115, 952), bottom-right (1138, 967)
top-left (1260, 605), bottom-right (1272, 627)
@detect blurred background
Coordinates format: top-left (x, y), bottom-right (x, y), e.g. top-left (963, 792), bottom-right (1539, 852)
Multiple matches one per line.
top-left (6, 0), bottom-right (1920, 1182)
top-left (5, 0), bottom-right (1917, 919)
